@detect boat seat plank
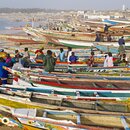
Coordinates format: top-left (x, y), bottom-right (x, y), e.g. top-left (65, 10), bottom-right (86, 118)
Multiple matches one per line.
top-left (43, 111), bottom-right (47, 118)
top-left (120, 116), bottom-right (130, 130)
top-left (77, 113), bottom-right (81, 124)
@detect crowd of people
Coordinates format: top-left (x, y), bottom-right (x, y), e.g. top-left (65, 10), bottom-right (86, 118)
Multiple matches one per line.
top-left (0, 36), bottom-right (128, 85)
top-left (0, 47), bottom-right (78, 84)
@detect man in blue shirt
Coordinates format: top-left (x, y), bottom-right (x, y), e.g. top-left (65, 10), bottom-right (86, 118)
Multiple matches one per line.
top-left (69, 52), bottom-right (78, 63)
top-left (118, 36), bottom-right (125, 45)
top-left (0, 57), bottom-right (8, 84)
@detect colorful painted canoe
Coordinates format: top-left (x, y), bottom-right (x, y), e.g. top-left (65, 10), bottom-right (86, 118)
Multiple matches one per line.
top-left (57, 40), bottom-right (130, 48)
top-left (11, 108), bottom-right (130, 129)
top-left (1, 85), bottom-right (130, 101)
top-left (23, 27), bottom-right (130, 48)
top-left (1, 92), bottom-right (130, 113)
top-left (0, 105), bottom-right (115, 130)
top-left (30, 62), bottom-right (127, 73)
top-left (7, 64), bottom-right (130, 76)
top-left (11, 108), bottom-right (95, 130)
top-left (3, 66), bottom-right (130, 90)
top-left (0, 34), bottom-right (43, 45)
top-left (24, 27), bottom-right (130, 42)
top-left (25, 71), bottom-right (130, 90)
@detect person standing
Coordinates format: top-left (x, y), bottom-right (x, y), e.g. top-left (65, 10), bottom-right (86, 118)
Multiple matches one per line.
top-left (119, 53), bottom-right (128, 66)
top-left (104, 24), bottom-right (110, 33)
top-left (103, 52), bottom-right (113, 67)
top-left (95, 33), bottom-right (101, 42)
top-left (43, 50), bottom-right (56, 72)
top-left (5, 53), bottom-right (13, 68)
top-left (14, 50), bottom-right (22, 60)
top-left (0, 57), bottom-right (8, 84)
top-left (88, 51), bottom-right (95, 67)
top-left (22, 48), bottom-right (31, 68)
top-left (103, 55), bottom-right (108, 67)
top-left (23, 48), bottom-right (30, 59)
top-left (12, 58), bottom-right (23, 70)
top-left (118, 36), bottom-right (125, 55)
top-left (107, 34), bottom-right (112, 42)
top-left (67, 47), bottom-right (72, 63)
top-left (58, 48), bottom-right (66, 62)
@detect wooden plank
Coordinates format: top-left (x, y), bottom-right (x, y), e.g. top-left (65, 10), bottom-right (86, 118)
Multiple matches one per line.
top-left (120, 116), bottom-right (130, 130)
top-left (77, 113), bottom-right (81, 124)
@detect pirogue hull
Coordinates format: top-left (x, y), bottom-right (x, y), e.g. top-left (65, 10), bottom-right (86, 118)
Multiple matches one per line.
top-left (24, 27), bottom-right (130, 42)
top-left (3, 66), bottom-right (130, 90)
top-left (12, 108), bottom-right (130, 129)
top-left (1, 85), bottom-right (130, 102)
top-left (1, 94), bottom-right (130, 129)
top-left (29, 74), bottom-right (130, 90)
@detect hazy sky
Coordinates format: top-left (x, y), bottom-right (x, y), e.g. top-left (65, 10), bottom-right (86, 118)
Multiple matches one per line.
top-left (0, 0), bottom-right (130, 10)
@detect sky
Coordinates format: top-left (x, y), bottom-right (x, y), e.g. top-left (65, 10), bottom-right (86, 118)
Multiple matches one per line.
top-left (0, 0), bottom-right (130, 10)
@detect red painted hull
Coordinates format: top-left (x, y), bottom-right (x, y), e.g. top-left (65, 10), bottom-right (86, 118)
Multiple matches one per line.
top-left (32, 78), bottom-right (130, 90)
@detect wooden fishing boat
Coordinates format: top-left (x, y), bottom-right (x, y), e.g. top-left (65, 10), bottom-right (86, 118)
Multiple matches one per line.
top-left (33, 55), bottom-right (118, 66)
top-left (11, 108), bottom-right (101, 130)
top-left (0, 104), bottom-right (111, 130)
top-left (6, 37), bottom-right (43, 44)
top-left (94, 43), bottom-right (119, 54)
top-left (11, 108), bottom-right (130, 129)
top-left (30, 59), bottom-right (125, 73)
top-left (110, 25), bottom-right (130, 33)
top-left (1, 92), bottom-right (130, 114)
top-left (23, 27), bottom-right (96, 42)
top-left (24, 71), bottom-right (130, 90)
top-left (0, 34), bottom-right (43, 45)
top-left (1, 84), bottom-right (130, 101)
top-left (6, 72), bottom-right (130, 90)
top-left (54, 63), bottom-right (129, 73)
top-left (1, 91), bottom-right (130, 130)
top-left (23, 27), bottom-right (130, 48)
top-left (4, 66), bottom-right (130, 90)
top-left (7, 62), bottom-right (130, 77)
top-left (57, 40), bottom-right (130, 48)
top-left (0, 96), bottom-right (130, 129)
top-left (0, 94), bottom-right (130, 129)
top-left (86, 19), bottom-right (130, 33)
top-left (24, 27), bottom-right (130, 42)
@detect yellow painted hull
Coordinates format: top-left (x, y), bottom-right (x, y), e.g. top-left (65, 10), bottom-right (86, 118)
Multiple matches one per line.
top-left (23, 123), bottom-right (69, 130)
top-left (23, 124), bottom-right (44, 130)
